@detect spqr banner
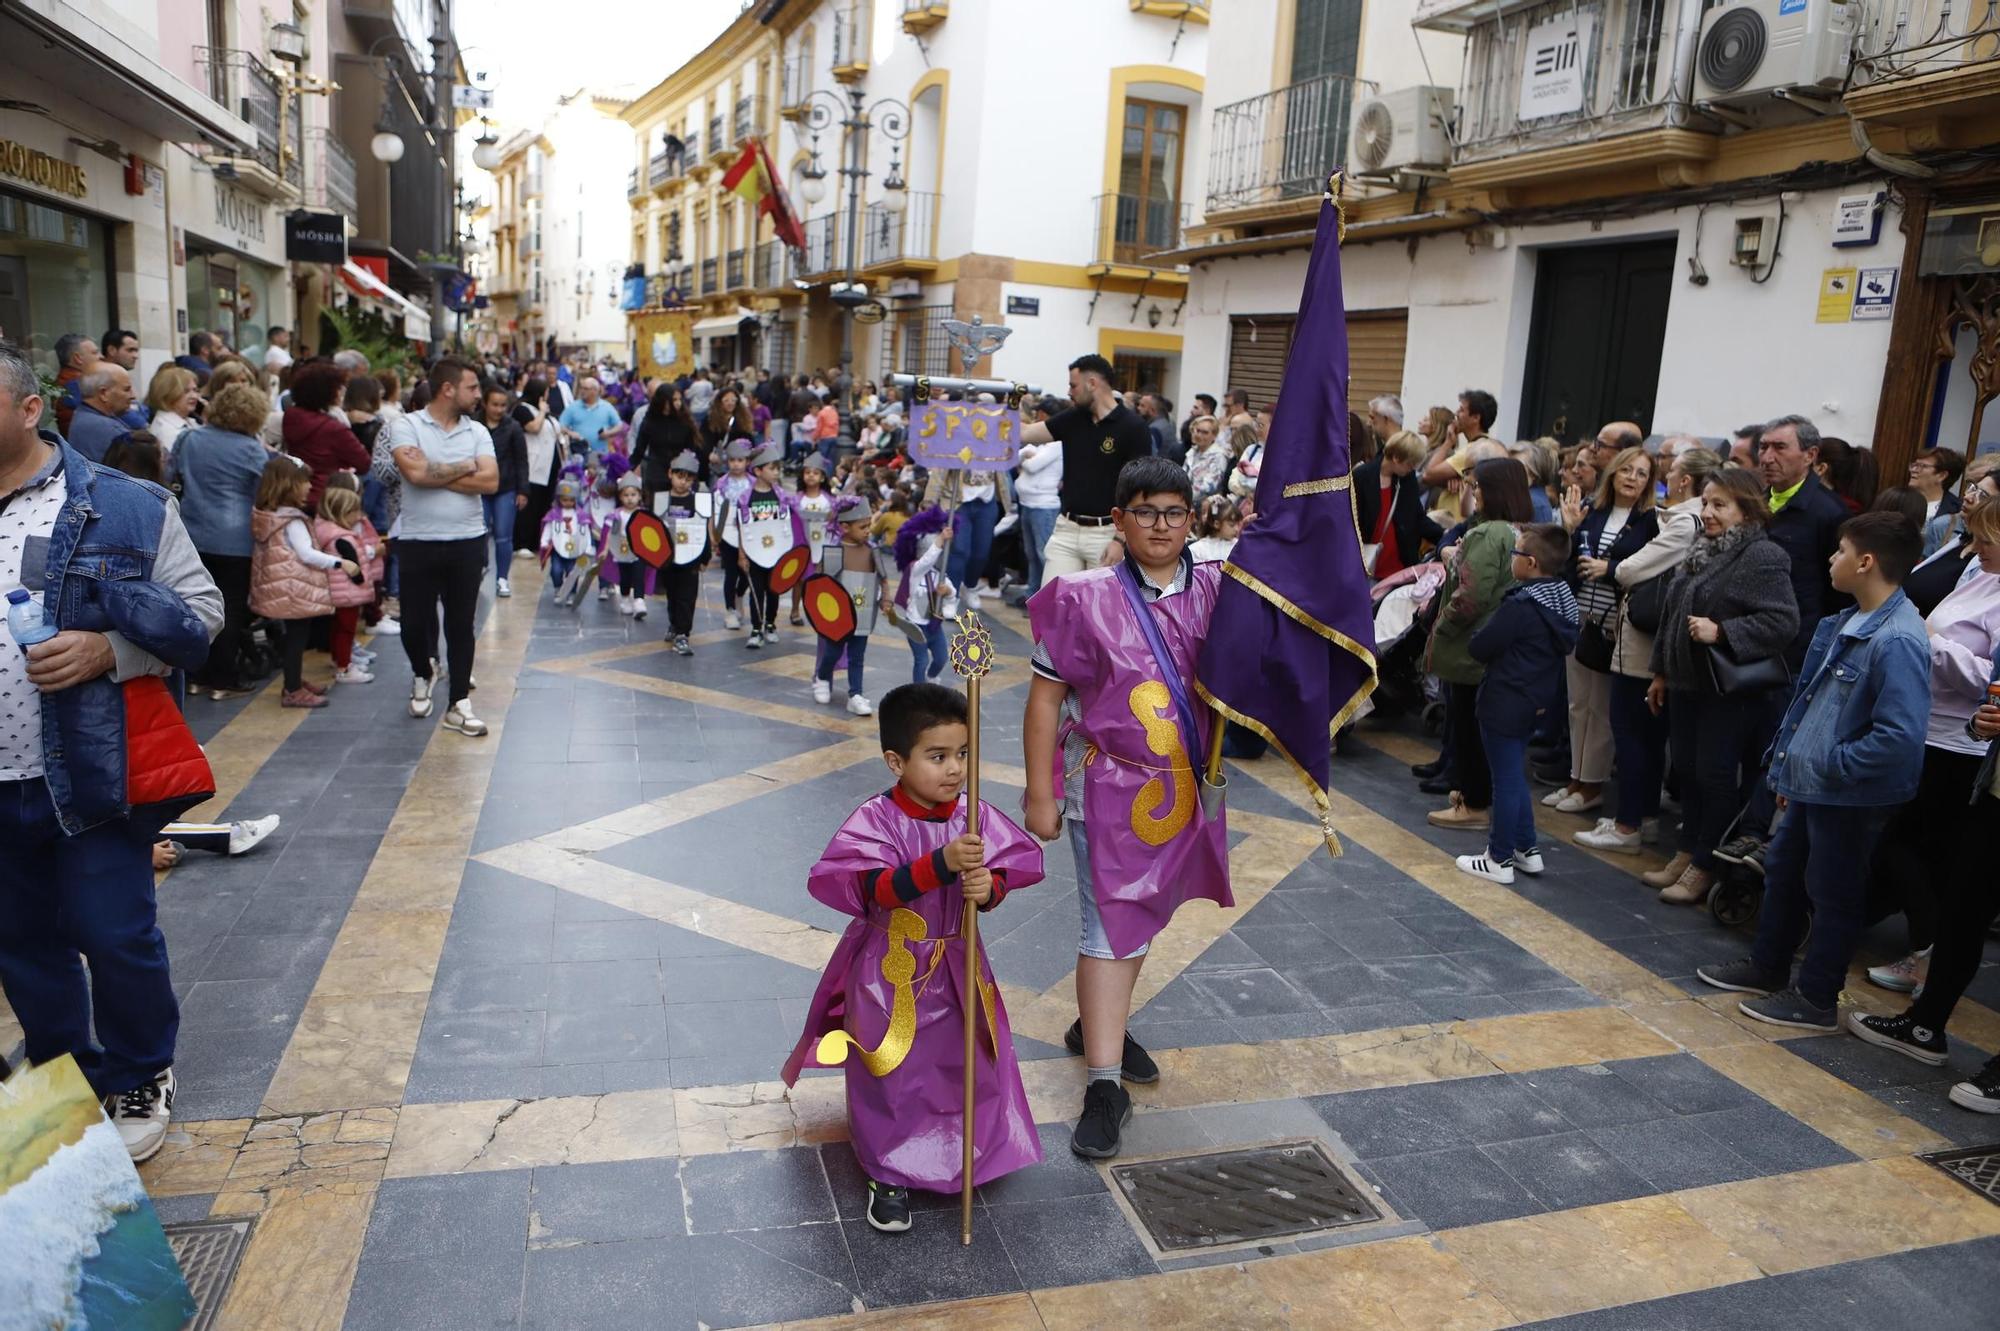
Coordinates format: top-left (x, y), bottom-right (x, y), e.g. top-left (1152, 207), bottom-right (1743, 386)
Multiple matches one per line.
top-left (909, 402), bottom-right (1022, 472)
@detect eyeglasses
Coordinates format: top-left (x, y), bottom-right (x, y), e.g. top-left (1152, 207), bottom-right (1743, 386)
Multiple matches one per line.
top-left (1124, 505), bottom-right (1191, 529)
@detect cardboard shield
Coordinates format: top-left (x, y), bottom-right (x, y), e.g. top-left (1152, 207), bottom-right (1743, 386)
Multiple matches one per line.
top-left (627, 511), bottom-right (672, 568)
top-left (803, 574), bottom-right (857, 642)
top-left (769, 544), bottom-right (815, 594)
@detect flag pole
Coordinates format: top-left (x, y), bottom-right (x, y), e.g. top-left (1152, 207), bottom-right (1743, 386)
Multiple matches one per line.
top-left (948, 612), bottom-right (996, 1245)
top-left (1206, 703), bottom-right (1226, 787)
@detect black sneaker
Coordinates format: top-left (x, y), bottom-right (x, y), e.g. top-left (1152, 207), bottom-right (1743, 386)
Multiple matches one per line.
top-left (1713, 835), bottom-right (1766, 875)
top-left (864, 1179), bottom-right (912, 1233)
top-left (1739, 987), bottom-right (1838, 1032)
top-left (1410, 758), bottom-right (1445, 780)
top-left (673, 635), bottom-right (693, 656)
top-left (1696, 957), bottom-right (1787, 996)
top-left (1062, 1019), bottom-right (1160, 1085)
top-left (1070, 1079), bottom-right (1132, 1159)
top-left (1846, 1011), bottom-right (1949, 1066)
top-left (1949, 1056), bottom-right (2000, 1114)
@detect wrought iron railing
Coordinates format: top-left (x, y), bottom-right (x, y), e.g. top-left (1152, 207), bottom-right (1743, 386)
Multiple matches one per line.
top-left (801, 214), bottom-right (841, 278)
top-left (194, 48), bottom-right (302, 187)
top-left (780, 53), bottom-right (811, 112)
top-left (863, 191), bottom-right (939, 267)
top-left (725, 248), bottom-right (746, 289)
top-left (649, 150), bottom-right (673, 188)
top-left (1093, 192), bottom-right (1188, 266)
top-left (733, 96), bottom-right (768, 145)
top-left (1851, 1), bottom-right (2000, 85)
top-left (308, 128), bottom-right (357, 219)
top-left (755, 239), bottom-right (794, 288)
top-left (708, 114), bottom-right (727, 157)
top-left (1206, 71), bottom-right (1373, 213)
top-left (700, 257), bottom-right (718, 295)
top-left (832, 2), bottom-right (872, 69)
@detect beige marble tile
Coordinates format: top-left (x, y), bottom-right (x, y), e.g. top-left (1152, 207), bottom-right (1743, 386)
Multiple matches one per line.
top-left (261, 992), bottom-right (431, 1116)
top-left (1694, 1041), bottom-right (1949, 1159)
top-left (140, 1118), bottom-right (253, 1196)
top-left (384, 1099), bottom-right (522, 1179)
top-left (1033, 1261), bottom-right (1289, 1331)
top-left (674, 1079), bottom-right (835, 1155)
top-left (211, 1180), bottom-right (378, 1331)
top-left (1454, 1006), bottom-right (1678, 1073)
top-left (1625, 999), bottom-right (1760, 1050)
top-left (1245, 1235), bottom-right (1513, 1331)
top-left (789, 1292), bottom-right (1047, 1330)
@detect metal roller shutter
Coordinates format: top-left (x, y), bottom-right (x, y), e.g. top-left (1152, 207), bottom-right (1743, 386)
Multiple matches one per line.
top-left (1227, 314), bottom-right (1295, 415)
top-left (1346, 309), bottom-right (1408, 410)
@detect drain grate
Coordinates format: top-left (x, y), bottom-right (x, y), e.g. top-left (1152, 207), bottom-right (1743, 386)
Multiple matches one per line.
top-left (1109, 1141), bottom-right (1381, 1252)
top-left (1919, 1145), bottom-right (2000, 1205)
top-left (163, 1218), bottom-right (254, 1331)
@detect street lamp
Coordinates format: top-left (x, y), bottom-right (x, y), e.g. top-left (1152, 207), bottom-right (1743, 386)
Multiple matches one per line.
top-left (472, 118), bottom-right (501, 172)
top-left (797, 87), bottom-right (909, 417)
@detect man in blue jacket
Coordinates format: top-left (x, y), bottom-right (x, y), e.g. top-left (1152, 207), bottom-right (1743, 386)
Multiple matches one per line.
top-left (1697, 511), bottom-right (1931, 1031)
top-left (0, 341), bottom-right (222, 1161)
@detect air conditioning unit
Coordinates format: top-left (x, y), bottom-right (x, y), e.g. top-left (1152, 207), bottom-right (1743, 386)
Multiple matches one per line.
top-left (1352, 86), bottom-right (1455, 177)
top-left (1694, 0), bottom-right (1861, 106)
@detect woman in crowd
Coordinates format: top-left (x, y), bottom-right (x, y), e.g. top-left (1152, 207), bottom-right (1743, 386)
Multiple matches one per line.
top-left (1814, 436), bottom-right (1879, 513)
top-left (1577, 447), bottom-right (1724, 853)
top-left (1425, 458), bottom-right (1536, 831)
top-left (282, 360), bottom-right (369, 510)
top-left (633, 383), bottom-right (702, 504)
top-left (1908, 446), bottom-right (1966, 526)
top-left (170, 382), bottom-right (275, 699)
top-left (513, 378), bottom-right (563, 549)
top-left (1353, 430), bottom-right (1441, 583)
top-left (708, 384), bottom-right (758, 459)
top-left (1644, 467), bottom-right (1800, 904)
top-left (1225, 419), bottom-right (1264, 505)
top-left (1556, 447), bottom-right (1600, 529)
top-left (145, 365), bottom-right (199, 454)
top-left (1871, 485), bottom-right (1928, 529)
top-left (481, 383), bottom-right (529, 598)
top-left (1916, 455), bottom-right (1997, 575)
top-left (1348, 411), bottom-right (1379, 468)
top-left (1183, 415), bottom-right (1230, 500)
top-left (1848, 499), bottom-right (2000, 1111)
top-left (103, 430), bottom-right (164, 484)
top-left (1549, 446), bottom-right (1658, 815)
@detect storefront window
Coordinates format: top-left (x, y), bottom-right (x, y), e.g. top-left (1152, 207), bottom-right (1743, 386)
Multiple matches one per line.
top-left (186, 245), bottom-right (277, 357)
top-left (0, 188), bottom-right (113, 375)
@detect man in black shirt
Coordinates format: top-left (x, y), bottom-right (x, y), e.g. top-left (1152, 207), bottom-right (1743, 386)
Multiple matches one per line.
top-left (1020, 354), bottom-right (1154, 580)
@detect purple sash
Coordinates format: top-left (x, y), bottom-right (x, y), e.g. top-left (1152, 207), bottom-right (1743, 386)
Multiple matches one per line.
top-left (1116, 561), bottom-right (1202, 761)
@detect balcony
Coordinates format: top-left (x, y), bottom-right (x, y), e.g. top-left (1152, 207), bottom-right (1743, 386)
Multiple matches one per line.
top-left (1131, 0), bottom-right (1208, 17)
top-left (1206, 71), bottom-right (1373, 217)
top-left (902, 0), bottom-right (947, 35)
top-left (726, 248), bottom-right (746, 289)
top-left (1844, 8), bottom-right (2000, 136)
top-left (628, 166), bottom-right (642, 199)
top-left (862, 191), bottom-right (940, 271)
top-left (700, 257), bottom-right (718, 296)
top-left (754, 239), bottom-right (794, 289)
top-left (800, 214), bottom-right (841, 279)
top-left (780, 54), bottom-right (811, 119)
top-left (306, 128), bottom-right (357, 220)
top-left (193, 48), bottom-right (303, 196)
top-left (1093, 192), bottom-right (1188, 268)
top-left (649, 150), bottom-right (674, 189)
top-left (831, 3), bottom-right (872, 84)
top-left (708, 115), bottom-right (729, 160)
top-left (1417, 0), bottom-right (1716, 189)
top-left (733, 96), bottom-right (768, 145)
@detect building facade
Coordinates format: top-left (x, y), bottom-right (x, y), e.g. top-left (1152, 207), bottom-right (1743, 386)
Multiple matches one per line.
top-left (1173, 0), bottom-right (2000, 473)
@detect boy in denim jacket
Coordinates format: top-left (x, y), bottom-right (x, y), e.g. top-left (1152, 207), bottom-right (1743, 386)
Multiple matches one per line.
top-left (1697, 512), bottom-right (1932, 1030)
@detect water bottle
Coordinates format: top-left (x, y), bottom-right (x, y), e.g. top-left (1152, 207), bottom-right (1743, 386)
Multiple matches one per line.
top-left (6, 587), bottom-right (57, 646)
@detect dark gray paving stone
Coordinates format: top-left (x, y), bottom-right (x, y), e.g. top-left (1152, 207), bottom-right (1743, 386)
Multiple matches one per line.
top-left (227, 894), bottom-right (354, 936)
top-left (1330, 915), bottom-right (1445, 959)
top-left (1288, 961), bottom-right (1390, 1010)
top-left (1505, 987), bottom-right (1604, 1013)
top-left (450, 875), bottom-right (560, 930)
top-left (1684, 1102), bottom-right (1856, 1174)
top-left (528, 1158), bottom-right (684, 1244)
top-left (363, 1170), bottom-right (530, 1262)
top-left (1482, 1131), bottom-right (1653, 1211)
top-left (1186, 931), bottom-right (1265, 972)
top-left (1586, 1117), bottom-right (1762, 1193)
top-left (1450, 946), bottom-right (1575, 994)
top-left (197, 932), bottom-right (330, 982)
top-left (546, 958), bottom-right (663, 1010)
top-left (1189, 966), bottom-right (1318, 1018)
top-left (669, 1049), bottom-right (798, 1088)
top-left (152, 1192), bottom-right (216, 1224)
top-left (1309, 1074), bottom-right (1573, 1158)
top-left (683, 1147), bottom-right (838, 1233)
top-left (821, 1140), bottom-right (976, 1217)
top-left (544, 1006), bottom-right (671, 1065)
top-left (1230, 922), bottom-right (1354, 970)
top-left (402, 1064), bottom-right (547, 1105)
top-left (989, 1193), bottom-right (1156, 1290)
top-left (429, 962), bottom-right (553, 1014)
top-left (659, 951), bottom-right (820, 1003)
top-left (1367, 955), bottom-right (1491, 998)
top-left (1413, 993), bottom-right (1521, 1023)
top-left (342, 1253), bottom-right (524, 1331)
top-left (177, 977), bottom-right (308, 1033)
top-left (418, 1010), bottom-right (547, 1069)
top-left (1126, 1016), bottom-right (1246, 1051)
top-left (843, 1213), bottom-right (1024, 1308)
top-left (1274, 886), bottom-right (1384, 930)
top-left (551, 919), bottom-right (660, 962)
top-left (1135, 973), bottom-right (1231, 1022)
top-left (443, 925), bottom-right (557, 966)
top-left (663, 999), bottom-right (793, 1059)
top-left (1513, 1064), bottom-right (1674, 1129)
top-left (1785, 1027), bottom-right (1965, 1089)
top-left (1391, 909), bottom-right (1508, 954)
top-left (971, 1123), bottom-right (1109, 1207)
top-left (1364, 1145), bottom-right (1542, 1229)
top-left (519, 1236), bottom-right (696, 1331)
top-left (687, 1224), bottom-right (858, 1326)
top-left (1606, 1054), bottom-right (1760, 1115)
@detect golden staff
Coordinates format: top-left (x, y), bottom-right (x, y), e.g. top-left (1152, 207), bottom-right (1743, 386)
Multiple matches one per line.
top-left (948, 610), bottom-right (997, 1245)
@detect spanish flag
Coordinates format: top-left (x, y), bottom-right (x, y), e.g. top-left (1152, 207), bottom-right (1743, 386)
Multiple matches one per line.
top-left (722, 138), bottom-right (808, 253)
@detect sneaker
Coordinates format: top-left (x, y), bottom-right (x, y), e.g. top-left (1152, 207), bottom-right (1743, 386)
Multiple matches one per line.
top-left (812, 678), bottom-right (832, 705)
top-left (207, 685), bottom-right (254, 701)
top-left (1846, 1011), bottom-right (1949, 1067)
top-left (965, 590), bottom-right (983, 613)
top-left (1739, 987), bottom-right (1838, 1032)
top-left (674, 635), bottom-right (693, 656)
top-left (619, 595), bottom-right (636, 617)
top-left (762, 624), bottom-right (780, 643)
top-left (1062, 1020), bottom-right (1161, 1085)
top-left (632, 598), bottom-right (647, 621)
top-left (725, 610), bottom-right (742, 630)
top-left (1866, 949), bottom-right (1931, 995)
top-left (1553, 789), bottom-right (1602, 815)
top-left (227, 814), bottom-right (281, 856)
top-left (350, 647), bottom-right (377, 665)
top-left (409, 674), bottom-right (435, 719)
top-left (105, 1068), bottom-right (174, 1163)
top-left (496, 578), bottom-right (512, 598)
top-left (1949, 1057), bottom-right (2000, 1114)
top-left (1070, 1079), bottom-right (1133, 1159)
top-left (865, 1179), bottom-right (912, 1234)
top-left (746, 631), bottom-right (764, 650)
top-left (442, 699), bottom-right (488, 737)
top-left (1713, 834), bottom-right (1766, 874)
top-left (1575, 821), bottom-right (1643, 853)
top-left (372, 616), bottom-right (401, 635)
top-left (1426, 792), bottom-right (1489, 830)
top-left (598, 586), bottom-right (610, 600)
top-left (1540, 786), bottom-right (1572, 808)
top-left (1642, 852), bottom-right (1693, 889)
top-left (1658, 865), bottom-right (1715, 905)
top-left (1512, 850), bottom-right (1546, 876)
top-left (299, 679), bottom-right (328, 696)
top-left (281, 686), bottom-right (327, 709)
top-left (1456, 853), bottom-right (1515, 885)
top-left (847, 694), bottom-right (874, 716)
top-left (1696, 957), bottom-right (1787, 996)
top-left (1411, 758), bottom-right (1446, 780)
top-left (334, 665), bottom-right (375, 685)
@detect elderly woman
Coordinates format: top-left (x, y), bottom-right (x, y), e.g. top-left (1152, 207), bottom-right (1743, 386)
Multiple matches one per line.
top-left (1578, 447), bottom-right (1725, 852)
top-left (169, 382), bottom-right (274, 699)
top-left (1645, 468), bottom-right (1800, 904)
top-left (144, 364), bottom-right (199, 454)
top-left (1184, 414), bottom-right (1230, 499)
top-left (1914, 454), bottom-right (1999, 581)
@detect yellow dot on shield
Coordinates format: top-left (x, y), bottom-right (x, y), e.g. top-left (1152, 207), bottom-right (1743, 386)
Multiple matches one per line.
top-left (816, 591), bottom-right (840, 620)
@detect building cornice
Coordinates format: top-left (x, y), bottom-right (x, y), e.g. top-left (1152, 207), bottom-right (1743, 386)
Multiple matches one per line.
top-left (622, 4), bottom-right (795, 124)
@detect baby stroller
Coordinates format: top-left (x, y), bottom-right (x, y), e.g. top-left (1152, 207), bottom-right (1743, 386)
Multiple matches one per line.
top-left (1369, 560), bottom-right (1448, 734)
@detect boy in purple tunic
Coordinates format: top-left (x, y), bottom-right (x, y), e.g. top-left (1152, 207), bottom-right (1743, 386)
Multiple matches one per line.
top-left (783, 683), bottom-right (1046, 1233)
top-left (1024, 456), bottom-right (1235, 1160)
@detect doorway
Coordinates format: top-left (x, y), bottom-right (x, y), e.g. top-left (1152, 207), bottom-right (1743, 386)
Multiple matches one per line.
top-left (1517, 238), bottom-right (1675, 443)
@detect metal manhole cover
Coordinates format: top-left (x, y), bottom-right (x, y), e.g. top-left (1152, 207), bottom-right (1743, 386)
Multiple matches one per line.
top-left (1109, 1141), bottom-right (1381, 1252)
top-left (163, 1218), bottom-right (254, 1331)
top-left (1919, 1145), bottom-right (2000, 1205)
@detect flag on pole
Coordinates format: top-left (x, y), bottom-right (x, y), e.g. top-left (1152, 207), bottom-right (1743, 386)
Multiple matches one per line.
top-left (1193, 176), bottom-right (1377, 852)
top-left (723, 138), bottom-right (809, 252)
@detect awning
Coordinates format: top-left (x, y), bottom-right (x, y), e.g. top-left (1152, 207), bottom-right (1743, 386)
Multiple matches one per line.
top-left (339, 260), bottom-right (430, 339)
top-left (691, 308), bottom-right (755, 338)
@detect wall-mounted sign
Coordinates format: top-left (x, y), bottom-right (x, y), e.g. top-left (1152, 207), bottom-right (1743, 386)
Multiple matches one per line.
top-left (0, 138), bottom-right (87, 198)
top-left (452, 85), bottom-right (494, 111)
top-left (1832, 191), bottom-right (1884, 248)
top-left (1005, 295), bottom-right (1040, 317)
top-left (1518, 14), bottom-right (1593, 121)
top-left (1850, 266), bottom-right (1897, 321)
top-left (211, 180), bottom-right (267, 245)
top-left (852, 300), bottom-right (888, 325)
top-left (1815, 267), bottom-right (1857, 323)
top-left (285, 211), bottom-right (347, 264)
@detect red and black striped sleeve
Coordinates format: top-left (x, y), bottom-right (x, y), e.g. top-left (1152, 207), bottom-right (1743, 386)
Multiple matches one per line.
top-left (978, 869), bottom-right (1010, 912)
top-left (871, 848), bottom-right (957, 911)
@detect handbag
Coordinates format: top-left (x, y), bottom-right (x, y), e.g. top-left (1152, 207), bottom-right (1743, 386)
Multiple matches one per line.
top-left (1706, 641), bottom-right (1791, 696)
top-left (1574, 621), bottom-right (1614, 672)
top-left (1626, 573), bottom-right (1669, 634)
top-left (1360, 543), bottom-right (1382, 578)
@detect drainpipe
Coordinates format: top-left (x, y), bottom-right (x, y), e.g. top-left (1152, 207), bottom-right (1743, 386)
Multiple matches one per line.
top-left (1665, 0), bottom-right (1706, 129)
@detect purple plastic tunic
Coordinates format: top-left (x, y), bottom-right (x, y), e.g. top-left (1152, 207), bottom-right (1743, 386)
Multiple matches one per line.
top-left (783, 791), bottom-right (1046, 1192)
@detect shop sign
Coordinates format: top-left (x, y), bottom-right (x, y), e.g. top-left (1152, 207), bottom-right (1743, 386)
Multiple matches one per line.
top-left (1519, 14), bottom-right (1593, 121)
top-left (0, 138), bottom-right (88, 198)
top-left (1005, 295), bottom-right (1040, 317)
top-left (285, 211), bottom-right (347, 263)
top-left (211, 180), bottom-right (267, 245)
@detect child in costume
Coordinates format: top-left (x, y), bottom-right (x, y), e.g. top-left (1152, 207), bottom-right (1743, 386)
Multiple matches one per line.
top-left (783, 682), bottom-right (1046, 1234)
top-left (601, 473), bottom-right (650, 620)
top-left (586, 470), bottom-right (622, 602)
top-left (659, 450), bottom-right (711, 655)
top-left (540, 475), bottom-right (598, 606)
top-left (791, 451), bottom-right (834, 627)
top-left (892, 506), bottom-right (954, 684)
top-left (1024, 456), bottom-right (1233, 1160)
top-left (721, 444), bottom-right (805, 648)
top-left (714, 439), bottom-right (756, 630)
top-left (812, 494), bottom-right (884, 715)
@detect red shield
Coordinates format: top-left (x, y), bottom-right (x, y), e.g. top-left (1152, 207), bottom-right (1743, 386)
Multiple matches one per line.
top-left (627, 511), bottom-right (672, 568)
top-left (769, 544), bottom-right (814, 594)
top-left (802, 575), bottom-right (857, 642)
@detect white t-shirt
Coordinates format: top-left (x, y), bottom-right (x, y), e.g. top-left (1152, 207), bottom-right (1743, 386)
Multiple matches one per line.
top-left (264, 344), bottom-right (294, 372)
top-left (386, 409), bottom-right (496, 542)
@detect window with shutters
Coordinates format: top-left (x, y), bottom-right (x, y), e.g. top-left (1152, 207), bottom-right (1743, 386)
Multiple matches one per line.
top-left (1227, 315), bottom-right (1296, 415)
top-left (1345, 310), bottom-right (1409, 413)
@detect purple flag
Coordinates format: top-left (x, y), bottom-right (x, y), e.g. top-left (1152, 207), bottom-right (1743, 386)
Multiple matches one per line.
top-left (1193, 179), bottom-right (1377, 850)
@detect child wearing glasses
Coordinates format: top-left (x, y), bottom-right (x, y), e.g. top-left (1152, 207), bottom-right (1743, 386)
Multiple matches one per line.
top-left (1022, 456), bottom-right (1234, 1162)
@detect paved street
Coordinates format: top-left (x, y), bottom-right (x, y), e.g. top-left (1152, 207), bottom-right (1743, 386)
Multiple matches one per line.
top-left (48, 568), bottom-right (1999, 1328)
